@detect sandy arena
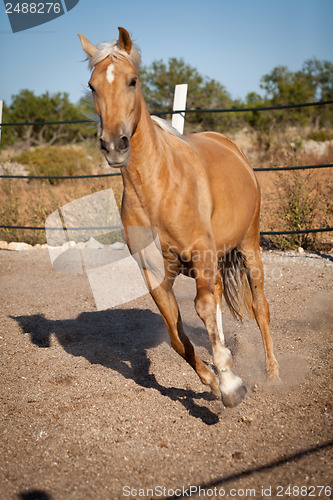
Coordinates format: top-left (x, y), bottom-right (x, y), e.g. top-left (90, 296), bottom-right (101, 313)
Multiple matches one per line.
top-left (0, 248), bottom-right (332, 499)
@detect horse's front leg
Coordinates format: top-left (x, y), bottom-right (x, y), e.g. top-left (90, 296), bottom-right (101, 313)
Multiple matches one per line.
top-left (143, 265), bottom-right (220, 398)
top-left (194, 248), bottom-right (247, 407)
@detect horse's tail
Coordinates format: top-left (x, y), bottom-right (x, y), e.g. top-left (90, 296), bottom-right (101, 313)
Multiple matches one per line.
top-left (219, 248), bottom-right (255, 321)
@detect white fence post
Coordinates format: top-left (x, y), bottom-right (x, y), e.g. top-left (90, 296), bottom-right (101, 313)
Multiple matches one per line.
top-left (172, 84), bottom-right (188, 134)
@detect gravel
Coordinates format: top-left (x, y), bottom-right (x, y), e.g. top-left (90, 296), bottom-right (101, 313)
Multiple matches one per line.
top-left (0, 248), bottom-right (332, 499)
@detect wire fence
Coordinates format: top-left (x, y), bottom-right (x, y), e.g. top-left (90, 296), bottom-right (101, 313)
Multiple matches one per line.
top-left (1, 225), bottom-right (332, 236)
top-left (1, 163), bottom-right (332, 180)
top-left (1, 99), bottom-right (332, 238)
top-left (1, 99), bottom-right (332, 126)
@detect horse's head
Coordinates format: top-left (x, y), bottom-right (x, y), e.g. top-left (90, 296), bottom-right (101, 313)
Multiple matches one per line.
top-left (78, 28), bottom-right (141, 168)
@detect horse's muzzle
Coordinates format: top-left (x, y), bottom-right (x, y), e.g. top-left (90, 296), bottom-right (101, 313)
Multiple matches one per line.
top-left (99, 134), bottom-right (130, 167)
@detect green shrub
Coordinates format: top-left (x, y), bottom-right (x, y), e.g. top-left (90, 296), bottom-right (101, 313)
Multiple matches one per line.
top-left (14, 146), bottom-right (92, 184)
top-left (307, 129), bottom-right (333, 142)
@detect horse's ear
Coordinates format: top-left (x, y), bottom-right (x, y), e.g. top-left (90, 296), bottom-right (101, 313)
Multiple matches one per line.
top-left (118, 27), bottom-right (132, 54)
top-left (78, 34), bottom-right (98, 58)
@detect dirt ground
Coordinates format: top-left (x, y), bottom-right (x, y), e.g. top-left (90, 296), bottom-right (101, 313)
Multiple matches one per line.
top-left (0, 248), bottom-right (332, 500)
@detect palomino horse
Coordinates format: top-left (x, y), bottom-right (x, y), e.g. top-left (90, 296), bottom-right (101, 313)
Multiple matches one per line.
top-left (78, 28), bottom-right (279, 407)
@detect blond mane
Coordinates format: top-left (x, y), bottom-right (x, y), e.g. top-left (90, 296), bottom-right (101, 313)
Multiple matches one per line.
top-left (89, 40), bottom-right (141, 71)
top-left (151, 115), bottom-right (185, 140)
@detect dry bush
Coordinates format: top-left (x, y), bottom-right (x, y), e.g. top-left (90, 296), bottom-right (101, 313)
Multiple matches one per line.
top-left (258, 145), bottom-right (333, 251)
top-left (0, 177), bottom-right (123, 245)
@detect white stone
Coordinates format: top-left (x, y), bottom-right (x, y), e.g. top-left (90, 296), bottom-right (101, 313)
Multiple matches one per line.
top-left (109, 241), bottom-right (125, 250)
top-left (303, 139), bottom-right (333, 157)
top-left (84, 237), bottom-right (104, 249)
top-left (0, 241), bottom-right (8, 250)
top-left (8, 242), bottom-right (33, 251)
top-left (62, 241), bottom-right (77, 250)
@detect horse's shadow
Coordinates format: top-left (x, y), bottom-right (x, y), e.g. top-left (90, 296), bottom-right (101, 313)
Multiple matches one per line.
top-left (12, 307), bottom-right (221, 425)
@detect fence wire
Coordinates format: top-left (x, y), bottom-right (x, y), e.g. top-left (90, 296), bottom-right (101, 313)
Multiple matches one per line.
top-left (1, 99), bottom-right (332, 126)
top-left (1, 225), bottom-right (332, 235)
top-left (1, 99), bottom-right (332, 237)
top-left (1, 163), bottom-right (332, 180)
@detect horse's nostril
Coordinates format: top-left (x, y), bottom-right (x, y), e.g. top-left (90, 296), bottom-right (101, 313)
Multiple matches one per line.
top-left (99, 138), bottom-right (108, 152)
top-left (118, 135), bottom-right (130, 152)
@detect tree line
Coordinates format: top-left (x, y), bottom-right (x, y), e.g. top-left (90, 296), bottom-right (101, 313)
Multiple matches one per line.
top-left (2, 57), bottom-right (332, 148)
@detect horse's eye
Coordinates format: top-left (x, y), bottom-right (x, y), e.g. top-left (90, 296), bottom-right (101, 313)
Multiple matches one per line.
top-left (129, 78), bottom-right (137, 88)
top-left (88, 83), bottom-right (95, 92)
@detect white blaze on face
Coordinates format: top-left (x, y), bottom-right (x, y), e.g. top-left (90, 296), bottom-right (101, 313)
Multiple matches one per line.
top-left (106, 64), bottom-right (115, 85)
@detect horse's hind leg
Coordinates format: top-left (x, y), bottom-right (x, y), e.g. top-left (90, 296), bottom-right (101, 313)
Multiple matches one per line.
top-left (214, 270), bottom-right (225, 346)
top-left (240, 241), bottom-right (280, 380)
top-left (145, 269), bottom-right (220, 397)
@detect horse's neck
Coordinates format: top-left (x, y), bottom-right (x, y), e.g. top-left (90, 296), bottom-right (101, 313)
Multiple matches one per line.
top-left (121, 95), bottom-right (166, 215)
top-left (129, 96), bottom-right (161, 175)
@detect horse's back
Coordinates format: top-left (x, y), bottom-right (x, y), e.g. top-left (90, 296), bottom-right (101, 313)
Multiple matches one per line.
top-left (187, 131), bottom-right (256, 183)
top-left (186, 131), bottom-right (260, 251)
top-left (195, 131), bottom-right (247, 158)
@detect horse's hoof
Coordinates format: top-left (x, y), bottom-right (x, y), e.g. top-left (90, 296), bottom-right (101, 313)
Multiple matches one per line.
top-left (268, 372), bottom-right (282, 384)
top-left (211, 383), bottom-right (221, 399)
top-left (267, 367), bottom-right (281, 383)
top-left (210, 373), bottom-right (222, 398)
top-left (221, 383), bottom-right (247, 408)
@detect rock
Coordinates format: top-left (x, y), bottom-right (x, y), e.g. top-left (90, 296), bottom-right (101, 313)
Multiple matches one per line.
top-left (158, 439), bottom-right (170, 448)
top-left (303, 139), bottom-right (333, 157)
top-left (0, 241), bottom-right (8, 250)
top-left (83, 237), bottom-right (104, 249)
top-left (8, 242), bottom-right (33, 251)
top-left (297, 247), bottom-right (305, 254)
top-left (241, 415), bottom-right (255, 424)
top-left (109, 241), bottom-right (125, 250)
top-left (0, 161), bottom-right (28, 176)
top-left (62, 241), bottom-right (77, 250)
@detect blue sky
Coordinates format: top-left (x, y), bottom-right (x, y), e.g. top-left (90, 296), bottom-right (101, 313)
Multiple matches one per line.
top-left (0, 0), bottom-right (332, 107)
